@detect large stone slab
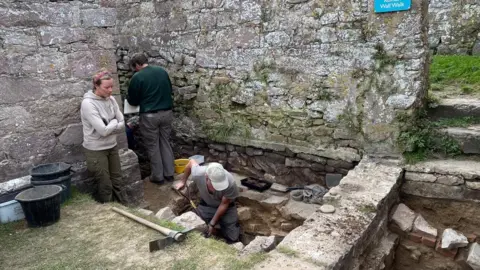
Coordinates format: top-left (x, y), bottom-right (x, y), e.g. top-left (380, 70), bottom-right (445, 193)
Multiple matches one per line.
top-left (172, 211), bottom-right (207, 231)
top-left (405, 159), bottom-right (480, 180)
top-left (429, 98), bottom-right (480, 119)
top-left (413, 214), bottom-right (437, 238)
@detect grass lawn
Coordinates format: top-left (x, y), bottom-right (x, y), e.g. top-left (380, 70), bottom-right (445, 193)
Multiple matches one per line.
top-left (429, 55), bottom-right (480, 97)
top-left (0, 190), bottom-right (266, 270)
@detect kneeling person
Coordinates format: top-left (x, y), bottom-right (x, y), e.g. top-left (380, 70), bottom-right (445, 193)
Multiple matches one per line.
top-left (175, 161), bottom-right (240, 243)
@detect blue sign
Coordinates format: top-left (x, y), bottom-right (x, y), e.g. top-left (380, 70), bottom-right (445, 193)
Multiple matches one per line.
top-left (374, 0), bottom-right (411, 13)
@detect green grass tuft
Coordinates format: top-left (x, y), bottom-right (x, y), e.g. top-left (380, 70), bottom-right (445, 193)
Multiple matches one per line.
top-left (276, 246), bottom-right (299, 257)
top-left (430, 55), bottom-right (480, 85)
top-left (432, 117), bottom-right (480, 128)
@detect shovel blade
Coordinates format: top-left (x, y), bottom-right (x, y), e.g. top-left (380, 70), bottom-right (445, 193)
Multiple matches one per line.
top-left (149, 237), bottom-right (174, 252)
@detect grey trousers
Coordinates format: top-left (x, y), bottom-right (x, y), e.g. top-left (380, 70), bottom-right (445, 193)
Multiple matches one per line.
top-left (197, 203), bottom-right (240, 243)
top-left (139, 110), bottom-right (175, 182)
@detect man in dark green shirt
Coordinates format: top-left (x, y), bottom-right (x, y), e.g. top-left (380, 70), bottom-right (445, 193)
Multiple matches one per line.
top-left (127, 53), bottom-right (174, 184)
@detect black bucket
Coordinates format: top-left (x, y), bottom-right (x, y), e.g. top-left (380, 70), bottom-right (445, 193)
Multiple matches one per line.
top-left (30, 162), bottom-right (71, 181)
top-left (31, 175), bottom-right (71, 203)
top-left (15, 185), bottom-right (62, 228)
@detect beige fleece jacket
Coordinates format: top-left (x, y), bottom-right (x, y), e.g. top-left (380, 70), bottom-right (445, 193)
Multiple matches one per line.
top-left (81, 91), bottom-right (125, 151)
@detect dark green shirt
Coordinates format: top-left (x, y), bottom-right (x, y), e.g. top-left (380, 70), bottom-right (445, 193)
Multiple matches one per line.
top-left (127, 66), bottom-right (173, 113)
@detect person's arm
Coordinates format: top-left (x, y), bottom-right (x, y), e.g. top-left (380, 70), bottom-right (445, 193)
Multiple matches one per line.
top-left (81, 101), bottom-right (118, 137)
top-left (209, 196), bottom-right (231, 227)
top-left (127, 76), bottom-right (141, 106)
top-left (112, 98), bottom-right (125, 133)
top-left (175, 159), bottom-right (198, 190)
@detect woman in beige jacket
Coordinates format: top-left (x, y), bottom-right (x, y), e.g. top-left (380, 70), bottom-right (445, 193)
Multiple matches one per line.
top-left (81, 69), bottom-right (126, 203)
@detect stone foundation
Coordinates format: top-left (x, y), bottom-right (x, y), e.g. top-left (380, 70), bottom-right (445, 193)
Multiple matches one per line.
top-left (402, 160), bottom-right (480, 202)
top-left (174, 138), bottom-right (357, 187)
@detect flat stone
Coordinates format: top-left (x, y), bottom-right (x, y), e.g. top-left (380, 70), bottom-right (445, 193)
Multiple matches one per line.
top-left (238, 207), bottom-right (252, 221)
top-left (404, 172), bottom-right (437, 183)
top-left (413, 214), bottom-right (437, 238)
top-left (326, 173), bottom-right (343, 188)
top-left (466, 181), bottom-right (480, 190)
top-left (285, 158), bottom-right (310, 168)
top-left (137, 208), bottom-right (153, 216)
top-left (261, 195), bottom-right (288, 206)
top-left (280, 200), bottom-right (319, 220)
top-left (155, 207), bottom-right (176, 221)
top-left (320, 204), bottom-right (335, 214)
top-left (209, 143), bottom-right (226, 152)
top-left (270, 182), bottom-right (288, 192)
top-left (172, 211), bottom-right (207, 231)
top-left (280, 222), bottom-right (295, 231)
top-left (405, 160), bottom-right (480, 180)
top-left (246, 147), bottom-right (263, 156)
top-left (242, 236), bottom-right (276, 255)
top-left (441, 228), bottom-right (469, 249)
top-left (467, 243), bottom-right (480, 270)
top-left (428, 98), bottom-right (480, 119)
top-left (297, 153), bottom-right (327, 164)
top-left (391, 203), bottom-right (416, 232)
top-left (437, 175), bottom-right (464, 186)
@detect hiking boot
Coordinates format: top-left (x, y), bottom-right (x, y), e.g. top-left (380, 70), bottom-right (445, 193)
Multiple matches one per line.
top-left (165, 176), bottom-right (175, 182)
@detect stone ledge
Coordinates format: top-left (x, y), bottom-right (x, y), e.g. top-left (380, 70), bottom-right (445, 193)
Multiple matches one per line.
top-left (405, 159), bottom-right (480, 180)
top-left (402, 181), bottom-right (480, 202)
top-left (261, 157), bottom-right (403, 268)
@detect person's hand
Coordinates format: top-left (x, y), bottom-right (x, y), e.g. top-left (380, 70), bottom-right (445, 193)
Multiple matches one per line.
top-left (206, 224), bottom-right (215, 238)
top-left (175, 182), bottom-right (185, 190)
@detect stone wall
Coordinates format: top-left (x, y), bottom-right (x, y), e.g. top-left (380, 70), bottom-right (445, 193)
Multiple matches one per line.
top-left (116, 0), bottom-right (429, 163)
top-left (402, 160), bottom-right (480, 202)
top-left (429, 0), bottom-right (480, 55)
top-left (0, 0), bottom-right (143, 205)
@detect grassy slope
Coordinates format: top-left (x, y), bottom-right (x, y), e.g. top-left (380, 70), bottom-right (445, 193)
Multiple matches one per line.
top-left (430, 55), bottom-right (480, 96)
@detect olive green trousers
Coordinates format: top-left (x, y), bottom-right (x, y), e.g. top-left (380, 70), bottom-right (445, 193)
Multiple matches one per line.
top-left (84, 145), bottom-right (127, 204)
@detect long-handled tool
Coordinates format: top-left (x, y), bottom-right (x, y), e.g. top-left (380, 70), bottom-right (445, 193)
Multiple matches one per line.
top-left (112, 207), bottom-right (194, 252)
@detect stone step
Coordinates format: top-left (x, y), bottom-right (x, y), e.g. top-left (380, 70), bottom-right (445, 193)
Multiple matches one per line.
top-left (429, 98), bottom-right (480, 119)
top-left (442, 125), bottom-right (480, 154)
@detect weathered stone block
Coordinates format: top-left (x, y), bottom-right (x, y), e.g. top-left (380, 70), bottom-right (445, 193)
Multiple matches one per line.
top-left (172, 211), bottom-right (207, 231)
top-left (436, 175), bottom-right (464, 186)
top-left (391, 203), bottom-right (416, 232)
top-left (59, 123), bottom-right (83, 146)
top-left (467, 243), bottom-right (480, 270)
top-left (38, 26), bottom-right (86, 45)
top-left (413, 214), bottom-right (437, 238)
top-left (441, 228), bottom-right (469, 249)
top-left (155, 207), bottom-right (176, 221)
top-left (404, 172), bottom-right (437, 183)
top-left (237, 207), bottom-right (252, 221)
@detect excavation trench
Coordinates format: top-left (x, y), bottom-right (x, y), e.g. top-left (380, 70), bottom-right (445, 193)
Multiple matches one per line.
top-left (391, 195), bottom-right (480, 270)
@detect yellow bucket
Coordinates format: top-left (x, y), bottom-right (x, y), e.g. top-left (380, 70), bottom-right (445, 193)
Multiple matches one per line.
top-left (174, 159), bottom-right (190, 174)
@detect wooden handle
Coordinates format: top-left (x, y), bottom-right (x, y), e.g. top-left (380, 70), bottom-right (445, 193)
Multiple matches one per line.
top-left (112, 207), bottom-right (184, 241)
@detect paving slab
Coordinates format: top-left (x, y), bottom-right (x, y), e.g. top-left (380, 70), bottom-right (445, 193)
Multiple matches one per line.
top-left (391, 203), bottom-right (416, 232)
top-left (405, 159), bottom-right (480, 180)
top-left (413, 214), bottom-right (437, 238)
top-left (443, 126), bottom-right (480, 154)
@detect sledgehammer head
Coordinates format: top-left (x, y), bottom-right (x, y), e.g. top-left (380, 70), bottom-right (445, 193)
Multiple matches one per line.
top-left (149, 232), bottom-right (186, 252)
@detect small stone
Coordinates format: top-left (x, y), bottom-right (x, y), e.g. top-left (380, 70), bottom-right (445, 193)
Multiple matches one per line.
top-left (320, 204), bottom-right (335, 214)
top-left (466, 181), bottom-right (480, 190)
top-left (413, 214), bottom-right (437, 238)
top-left (261, 195), bottom-right (288, 206)
top-left (238, 207), bottom-right (252, 221)
top-left (137, 208), bottom-right (153, 216)
top-left (246, 147), bottom-right (263, 156)
top-left (209, 144), bottom-right (226, 152)
top-left (280, 222), bottom-right (294, 231)
top-left (270, 182), bottom-right (287, 192)
top-left (467, 243), bottom-right (480, 270)
top-left (285, 158), bottom-right (310, 168)
top-left (391, 203), bottom-right (416, 232)
top-left (441, 228), bottom-right (469, 249)
top-left (172, 211), bottom-right (207, 231)
top-left (260, 236), bottom-right (276, 252)
top-left (231, 242), bottom-right (245, 252)
top-left (155, 207), bottom-right (176, 221)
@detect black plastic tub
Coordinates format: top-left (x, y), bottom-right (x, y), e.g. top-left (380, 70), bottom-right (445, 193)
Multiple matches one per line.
top-left (30, 162), bottom-right (71, 181)
top-left (31, 175), bottom-right (71, 203)
top-left (15, 185), bottom-right (62, 227)
top-left (241, 178), bottom-right (272, 192)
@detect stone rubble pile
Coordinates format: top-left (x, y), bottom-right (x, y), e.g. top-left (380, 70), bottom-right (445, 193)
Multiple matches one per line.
top-left (389, 203), bottom-right (480, 268)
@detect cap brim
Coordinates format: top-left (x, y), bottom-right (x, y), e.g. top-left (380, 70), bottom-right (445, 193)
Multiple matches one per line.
top-left (211, 176), bottom-right (229, 191)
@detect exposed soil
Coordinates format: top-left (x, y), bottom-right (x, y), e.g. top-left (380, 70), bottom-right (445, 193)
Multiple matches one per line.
top-left (393, 195), bottom-right (480, 270)
top-left (143, 179), bottom-right (181, 213)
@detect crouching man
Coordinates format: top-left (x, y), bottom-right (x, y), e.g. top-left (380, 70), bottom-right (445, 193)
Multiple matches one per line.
top-left (175, 161), bottom-right (240, 243)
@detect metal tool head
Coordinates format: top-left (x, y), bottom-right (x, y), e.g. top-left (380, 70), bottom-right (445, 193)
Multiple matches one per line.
top-left (180, 227), bottom-right (196, 234)
top-left (149, 237), bottom-right (175, 252)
